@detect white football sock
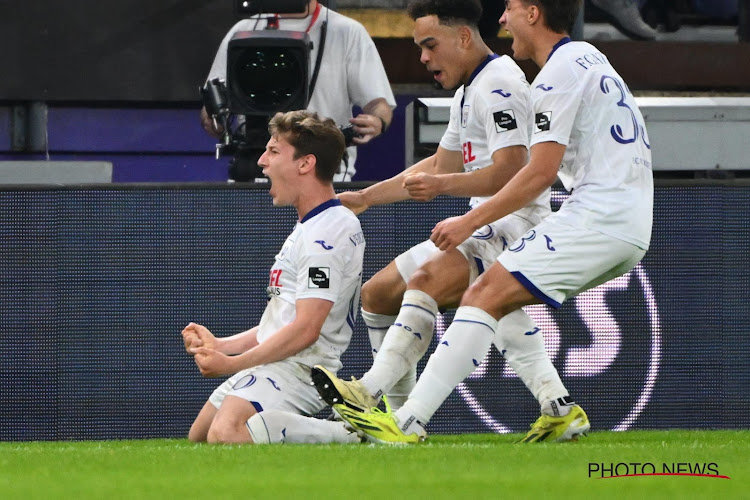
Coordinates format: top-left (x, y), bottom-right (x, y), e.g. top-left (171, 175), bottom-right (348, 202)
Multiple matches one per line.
top-left (382, 367), bottom-right (417, 411)
top-left (361, 309), bottom-right (414, 409)
top-left (397, 306), bottom-right (497, 425)
top-left (360, 291), bottom-right (437, 404)
top-left (361, 309), bottom-right (396, 358)
top-left (246, 410), bottom-right (361, 444)
top-left (540, 396), bottom-right (576, 417)
top-left (494, 309), bottom-right (572, 416)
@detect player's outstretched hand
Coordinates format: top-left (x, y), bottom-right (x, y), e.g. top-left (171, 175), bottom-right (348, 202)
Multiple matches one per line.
top-left (404, 172), bottom-right (444, 202)
top-left (431, 215), bottom-right (474, 252)
top-left (337, 191), bottom-right (368, 215)
top-left (190, 346), bottom-right (235, 377)
top-left (181, 322), bottom-right (216, 354)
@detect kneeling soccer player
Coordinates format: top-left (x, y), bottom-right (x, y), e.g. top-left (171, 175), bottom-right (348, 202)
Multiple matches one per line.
top-left (182, 110), bottom-right (366, 444)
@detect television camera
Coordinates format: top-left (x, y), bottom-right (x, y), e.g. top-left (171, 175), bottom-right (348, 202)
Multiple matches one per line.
top-left (201, 0), bottom-right (360, 181)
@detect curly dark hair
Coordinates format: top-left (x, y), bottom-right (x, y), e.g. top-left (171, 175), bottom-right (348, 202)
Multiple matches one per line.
top-left (407, 0), bottom-right (483, 27)
top-left (521, 0), bottom-right (582, 34)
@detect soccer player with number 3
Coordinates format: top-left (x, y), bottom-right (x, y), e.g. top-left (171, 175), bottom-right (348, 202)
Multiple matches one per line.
top-left (340, 0), bottom-right (653, 443)
top-left (314, 0), bottom-right (589, 444)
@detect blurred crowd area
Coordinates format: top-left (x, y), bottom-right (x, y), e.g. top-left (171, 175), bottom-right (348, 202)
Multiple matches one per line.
top-left (331, 0), bottom-right (744, 42)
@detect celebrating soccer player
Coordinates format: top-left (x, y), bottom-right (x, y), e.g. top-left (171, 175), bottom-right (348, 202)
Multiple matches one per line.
top-left (183, 110), bottom-right (366, 444)
top-left (313, 0), bottom-right (588, 443)
top-left (335, 0), bottom-right (652, 444)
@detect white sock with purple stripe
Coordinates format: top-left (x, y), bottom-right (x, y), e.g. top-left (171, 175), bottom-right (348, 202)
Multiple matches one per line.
top-left (494, 309), bottom-right (572, 416)
top-left (360, 290), bottom-right (437, 405)
top-left (361, 309), bottom-right (416, 410)
top-left (396, 306), bottom-right (497, 425)
top-left (361, 309), bottom-right (397, 360)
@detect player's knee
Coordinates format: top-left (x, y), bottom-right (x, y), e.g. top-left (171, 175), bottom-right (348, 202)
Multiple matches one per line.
top-left (206, 419), bottom-right (245, 445)
top-left (409, 265), bottom-right (458, 303)
top-left (407, 266), bottom-right (435, 291)
top-left (206, 424), bottom-right (230, 445)
top-left (360, 278), bottom-right (377, 310)
top-left (188, 422), bottom-right (208, 443)
top-left (461, 273), bottom-right (508, 312)
top-left (361, 277), bottom-right (403, 314)
top-left (461, 274), bottom-right (490, 305)
top-left (461, 275), bottom-right (522, 317)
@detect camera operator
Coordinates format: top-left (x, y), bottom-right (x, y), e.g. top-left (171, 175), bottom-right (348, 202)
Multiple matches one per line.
top-left (201, 0), bottom-right (396, 181)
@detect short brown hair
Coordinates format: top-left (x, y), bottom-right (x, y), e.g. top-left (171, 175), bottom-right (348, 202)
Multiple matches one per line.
top-left (268, 110), bottom-right (345, 182)
top-left (521, 0), bottom-right (582, 34)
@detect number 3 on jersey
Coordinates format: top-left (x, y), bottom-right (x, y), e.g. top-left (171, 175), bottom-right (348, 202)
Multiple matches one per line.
top-left (462, 142), bottom-right (476, 164)
top-left (600, 75), bottom-right (650, 149)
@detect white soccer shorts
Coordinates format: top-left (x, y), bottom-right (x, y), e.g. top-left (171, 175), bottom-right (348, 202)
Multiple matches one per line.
top-left (497, 217), bottom-right (646, 308)
top-left (395, 213), bottom-right (535, 284)
top-left (209, 359), bottom-right (325, 416)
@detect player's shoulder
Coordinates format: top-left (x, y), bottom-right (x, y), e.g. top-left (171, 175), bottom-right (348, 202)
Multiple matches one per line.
top-left (300, 205), bottom-right (362, 243)
top-left (543, 41), bottom-right (607, 75)
top-left (472, 56), bottom-right (530, 108)
top-left (532, 42), bottom-right (595, 93)
top-left (303, 203), bottom-right (358, 225)
top-left (476, 56), bottom-right (529, 90)
top-left (330, 204), bottom-right (362, 230)
top-left (559, 40), bottom-right (603, 59)
top-left (494, 54), bottom-right (526, 74)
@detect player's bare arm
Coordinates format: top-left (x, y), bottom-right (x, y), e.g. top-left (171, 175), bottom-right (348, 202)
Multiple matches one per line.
top-left (213, 326), bottom-right (259, 355)
top-left (339, 155), bottom-right (438, 213)
top-left (338, 146), bottom-right (461, 214)
top-left (190, 298), bottom-right (333, 377)
top-left (405, 145), bottom-right (526, 201)
top-left (182, 322), bottom-right (258, 355)
top-left (350, 98), bottom-right (394, 145)
top-left (431, 141), bottom-right (564, 251)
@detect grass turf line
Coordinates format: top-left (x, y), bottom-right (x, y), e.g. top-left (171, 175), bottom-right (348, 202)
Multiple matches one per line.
top-left (0, 430), bottom-right (746, 499)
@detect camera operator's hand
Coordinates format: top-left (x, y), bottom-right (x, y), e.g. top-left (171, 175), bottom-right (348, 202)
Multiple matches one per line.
top-left (350, 98), bottom-right (393, 145)
top-left (349, 113), bottom-right (383, 146)
top-left (200, 106), bottom-right (225, 138)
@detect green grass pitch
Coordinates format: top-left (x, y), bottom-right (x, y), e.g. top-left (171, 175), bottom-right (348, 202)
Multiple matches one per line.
top-left (1, 430), bottom-right (745, 499)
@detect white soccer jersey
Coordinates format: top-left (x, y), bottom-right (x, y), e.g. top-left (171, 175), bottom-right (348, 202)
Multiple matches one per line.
top-left (258, 199), bottom-right (365, 373)
top-left (439, 54), bottom-right (549, 225)
top-left (530, 40), bottom-right (653, 249)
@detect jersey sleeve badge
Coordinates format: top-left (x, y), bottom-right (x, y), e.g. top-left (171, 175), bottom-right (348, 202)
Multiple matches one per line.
top-left (308, 267), bottom-right (330, 288)
top-left (535, 112), bottom-right (552, 133)
top-left (493, 110), bottom-right (518, 133)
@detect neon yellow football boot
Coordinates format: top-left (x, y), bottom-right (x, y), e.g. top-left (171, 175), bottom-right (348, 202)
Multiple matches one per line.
top-left (311, 365), bottom-right (378, 413)
top-left (335, 396), bottom-right (426, 445)
top-left (520, 405), bottom-right (590, 443)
